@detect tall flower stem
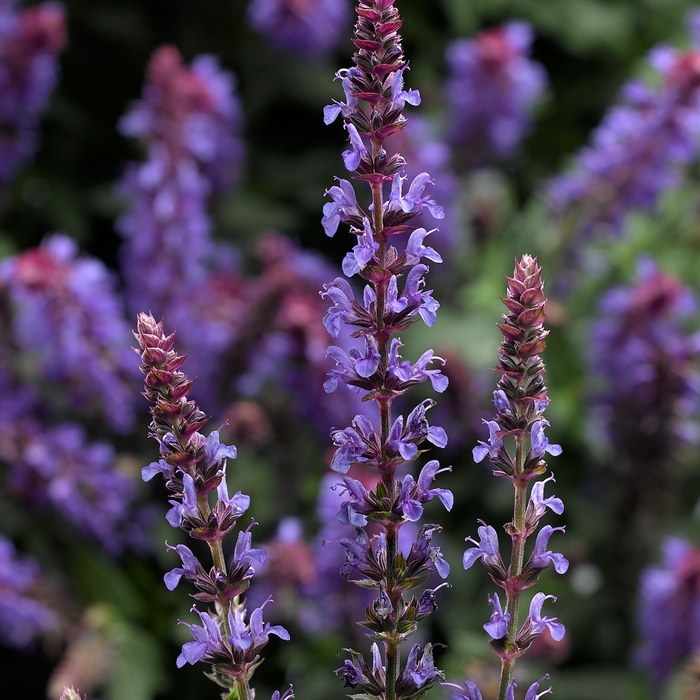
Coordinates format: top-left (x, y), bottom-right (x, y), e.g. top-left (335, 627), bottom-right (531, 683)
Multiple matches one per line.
top-left (454, 257), bottom-right (568, 700)
top-left (499, 437), bottom-right (528, 699)
top-left (321, 3), bottom-right (452, 700)
top-left (134, 313), bottom-right (290, 699)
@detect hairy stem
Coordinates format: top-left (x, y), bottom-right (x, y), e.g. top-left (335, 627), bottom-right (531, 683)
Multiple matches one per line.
top-left (498, 434), bottom-right (529, 700)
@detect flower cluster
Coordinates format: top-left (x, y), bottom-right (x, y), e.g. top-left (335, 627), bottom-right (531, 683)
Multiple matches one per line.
top-left (117, 46), bottom-right (244, 392)
top-left (0, 366), bottom-right (143, 552)
top-left (322, 2), bottom-right (452, 699)
top-left (247, 0), bottom-right (351, 58)
top-left (0, 534), bottom-right (53, 647)
top-left (590, 259), bottom-right (700, 604)
top-left (636, 537), bottom-right (700, 688)
top-left (548, 15), bottom-right (700, 236)
top-left (445, 22), bottom-right (546, 167)
top-left (591, 258), bottom-right (700, 447)
top-left (134, 313), bottom-right (290, 700)
top-left (11, 422), bottom-right (142, 551)
top-left (0, 0), bottom-right (66, 183)
top-left (454, 256), bottom-right (566, 699)
top-left (0, 234), bottom-right (137, 432)
top-left (229, 233), bottom-right (374, 436)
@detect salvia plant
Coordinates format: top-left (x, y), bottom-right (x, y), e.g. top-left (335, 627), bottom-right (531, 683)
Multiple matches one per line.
top-left (5, 0), bottom-right (700, 698)
top-left (548, 10), bottom-right (700, 237)
top-left (134, 312), bottom-right (291, 700)
top-left (591, 260), bottom-right (700, 615)
top-left (320, 1), bottom-right (452, 700)
top-left (129, 3), bottom-right (571, 700)
top-left (636, 536), bottom-right (700, 689)
top-left (448, 255), bottom-right (566, 700)
top-left (445, 22), bottom-right (547, 167)
top-left (0, 0), bottom-right (66, 183)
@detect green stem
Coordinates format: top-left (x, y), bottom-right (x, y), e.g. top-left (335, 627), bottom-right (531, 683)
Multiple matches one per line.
top-left (222, 675), bottom-right (253, 700)
top-left (369, 140), bottom-right (401, 700)
top-left (497, 433), bottom-right (529, 700)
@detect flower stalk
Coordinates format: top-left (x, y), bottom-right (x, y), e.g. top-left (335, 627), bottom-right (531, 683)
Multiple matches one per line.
top-left (448, 256), bottom-right (567, 700)
top-left (134, 313), bottom-right (290, 700)
top-left (321, 2), bottom-right (451, 700)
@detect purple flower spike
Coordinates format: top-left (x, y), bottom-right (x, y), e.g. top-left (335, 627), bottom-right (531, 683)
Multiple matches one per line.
top-left (2, 235), bottom-right (138, 432)
top-left (530, 525), bottom-right (569, 574)
top-left (0, 537), bottom-right (54, 647)
top-left (460, 257), bottom-right (562, 690)
top-left (0, 2), bottom-right (66, 183)
top-left (483, 592), bottom-right (511, 639)
top-left (164, 543), bottom-right (201, 591)
top-left (527, 593), bottom-right (566, 641)
top-left (321, 3), bottom-right (450, 695)
top-left (446, 21), bottom-right (547, 164)
top-left (440, 680), bottom-right (484, 700)
top-left (248, 0), bottom-right (350, 59)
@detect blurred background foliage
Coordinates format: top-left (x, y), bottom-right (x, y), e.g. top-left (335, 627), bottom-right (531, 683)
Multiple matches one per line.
top-left (4, 0), bottom-right (700, 699)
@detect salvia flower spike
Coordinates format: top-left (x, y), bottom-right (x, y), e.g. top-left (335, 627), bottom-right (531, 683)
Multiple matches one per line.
top-left (134, 313), bottom-right (290, 700)
top-left (447, 257), bottom-right (565, 700)
top-left (322, 2), bottom-right (450, 700)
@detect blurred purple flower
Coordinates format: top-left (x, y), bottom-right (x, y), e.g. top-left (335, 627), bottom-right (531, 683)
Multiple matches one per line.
top-left (591, 258), bottom-right (700, 446)
top-left (0, 0), bottom-right (66, 183)
top-left (0, 536), bottom-right (53, 647)
top-left (446, 22), bottom-right (547, 165)
top-left (11, 423), bottom-right (141, 552)
top-left (636, 536), bottom-right (700, 687)
top-left (548, 29), bottom-right (700, 235)
top-left (117, 46), bottom-right (245, 400)
top-left (0, 234), bottom-right (137, 432)
top-left (248, 0), bottom-right (351, 59)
